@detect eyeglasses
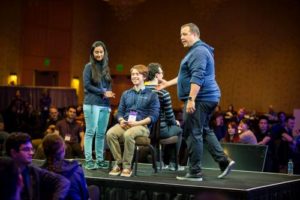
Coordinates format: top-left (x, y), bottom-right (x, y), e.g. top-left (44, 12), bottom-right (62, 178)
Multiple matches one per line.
top-left (19, 147), bottom-right (35, 153)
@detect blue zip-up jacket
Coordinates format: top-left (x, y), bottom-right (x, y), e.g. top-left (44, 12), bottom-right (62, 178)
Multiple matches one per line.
top-left (177, 40), bottom-right (221, 102)
top-left (42, 160), bottom-right (89, 200)
top-left (83, 62), bottom-right (112, 106)
top-left (117, 88), bottom-right (160, 129)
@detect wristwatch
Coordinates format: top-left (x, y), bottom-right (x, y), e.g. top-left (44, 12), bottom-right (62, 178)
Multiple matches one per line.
top-left (188, 96), bottom-right (194, 101)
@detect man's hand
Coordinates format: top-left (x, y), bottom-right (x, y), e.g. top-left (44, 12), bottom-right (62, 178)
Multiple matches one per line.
top-left (186, 101), bottom-right (196, 114)
top-left (156, 80), bottom-right (168, 91)
top-left (120, 119), bottom-right (130, 130)
top-left (156, 77), bottom-right (178, 90)
top-left (127, 120), bottom-right (140, 127)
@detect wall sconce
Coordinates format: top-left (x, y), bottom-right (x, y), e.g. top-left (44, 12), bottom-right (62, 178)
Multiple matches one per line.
top-left (71, 76), bottom-right (80, 95)
top-left (8, 73), bottom-right (18, 86)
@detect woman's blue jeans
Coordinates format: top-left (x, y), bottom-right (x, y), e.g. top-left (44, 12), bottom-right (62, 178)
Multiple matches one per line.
top-left (83, 104), bottom-right (111, 162)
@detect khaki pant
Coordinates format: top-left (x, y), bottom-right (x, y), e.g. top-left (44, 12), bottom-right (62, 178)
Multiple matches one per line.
top-left (106, 124), bottom-right (149, 169)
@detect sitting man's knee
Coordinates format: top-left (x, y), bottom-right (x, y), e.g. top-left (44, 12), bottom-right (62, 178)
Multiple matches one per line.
top-left (106, 129), bottom-right (116, 140)
top-left (123, 131), bottom-right (134, 140)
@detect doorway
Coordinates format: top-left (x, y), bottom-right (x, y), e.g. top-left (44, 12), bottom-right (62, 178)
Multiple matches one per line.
top-left (35, 70), bottom-right (58, 86)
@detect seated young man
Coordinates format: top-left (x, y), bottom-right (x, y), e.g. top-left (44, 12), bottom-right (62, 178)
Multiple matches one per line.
top-left (5, 132), bottom-right (70, 200)
top-left (106, 64), bottom-right (160, 177)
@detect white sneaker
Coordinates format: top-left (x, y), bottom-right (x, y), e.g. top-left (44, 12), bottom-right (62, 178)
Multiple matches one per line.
top-left (218, 160), bottom-right (235, 179)
top-left (109, 165), bottom-right (121, 176)
top-left (120, 168), bottom-right (132, 177)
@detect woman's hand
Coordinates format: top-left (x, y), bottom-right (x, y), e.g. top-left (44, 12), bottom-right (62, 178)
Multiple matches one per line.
top-left (104, 91), bottom-right (116, 98)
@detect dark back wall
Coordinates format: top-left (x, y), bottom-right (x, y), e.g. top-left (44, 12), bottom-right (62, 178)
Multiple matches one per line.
top-left (1, 0), bottom-right (300, 113)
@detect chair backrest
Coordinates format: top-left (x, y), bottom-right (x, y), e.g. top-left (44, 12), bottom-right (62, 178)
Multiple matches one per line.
top-left (149, 118), bottom-right (160, 146)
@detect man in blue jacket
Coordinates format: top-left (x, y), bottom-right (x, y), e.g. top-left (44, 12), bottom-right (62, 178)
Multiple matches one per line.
top-left (106, 64), bottom-right (160, 177)
top-left (158, 23), bottom-right (235, 181)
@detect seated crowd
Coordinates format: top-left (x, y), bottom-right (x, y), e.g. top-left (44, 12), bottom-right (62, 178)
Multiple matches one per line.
top-left (0, 64), bottom-right (300, 199)
top-left (212, 106), bottom-right (300, 173)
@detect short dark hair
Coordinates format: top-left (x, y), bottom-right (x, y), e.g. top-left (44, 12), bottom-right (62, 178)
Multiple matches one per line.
top-left (286, 116), bottom-right (295, 122)
top-left (5, 132), bottom-right (31, 156)
top-left (181, 23), bottom-right (200, 37)
top-left (0, 157), bottom-right (20, 200)
top-left (66, 105), bottom-right (77, 112)
top-left (259, 116), bottom-right (269, 123)
top-left (147, 63), bottom-right (161, 81)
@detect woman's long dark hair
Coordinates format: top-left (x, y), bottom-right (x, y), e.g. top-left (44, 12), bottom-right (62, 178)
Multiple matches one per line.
top-left (90, 41), bottom-right (112, 83)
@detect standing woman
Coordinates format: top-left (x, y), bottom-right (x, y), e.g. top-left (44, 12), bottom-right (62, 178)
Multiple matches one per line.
top-left (83, 41), bottom-right (115, 170)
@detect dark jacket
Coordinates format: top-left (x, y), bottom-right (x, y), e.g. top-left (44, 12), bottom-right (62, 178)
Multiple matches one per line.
top-left (22, 164), bottom-right (70, 200)
top-left (117, 87), bottom-right (160, 130)
top-left (42, 160), bottom-right (89, 200)
top-left (83, 62), bottom-right (112, 107)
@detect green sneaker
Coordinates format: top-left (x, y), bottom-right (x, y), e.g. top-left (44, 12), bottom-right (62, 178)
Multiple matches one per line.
top-left (95, 160), bottom-right (109, 169)
top-left (84, 161), bottom-right (96, 170)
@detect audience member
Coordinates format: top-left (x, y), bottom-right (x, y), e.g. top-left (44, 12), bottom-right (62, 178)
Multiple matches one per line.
top-left (5, 132), bottom-right (70, 200)
top-left (42, 134), bottom-right (90, 200)
top-left (222, 121), bottom-right (239, 143)
top-left (40, 89), bottom-right (52, 128)
top-left (146, 62), bottom-right (183, 171)
top-left (0, 157), bottom-right (23, 200)
top-left (21, 103), bottom-right (43, 146)
top-left (271, 116), bottom-right (295, 173)
top-left (224, 104), bottom-right (237, 121)
top-left (44, 106), bottom-right (62, 132)
top-left (254, 116), bottom-right (273, 171)
top-left (255, 116), bottom-right (272, 145)
top-left (75, 104), bottom-right (85, 130)
top-left (214, 105), bottom-right (222, 113)
top-left (0, 113), bottom-right (9, 155)
top-left (106, 64), bottom-right (160, 177)
top-left (56, 106), bottom-right (85, 158)
top-left (265, 105), bottom-right (278, 123)
top-left (237, 119), bottom-right (257, 144)
top-left (6, 90), bottom-right (27, 132)
top-left (212, 112), bottom-right (227, 141)
top-left (233, 107), bottom-right (246, 124)
top-left (9, 90), bottom-right (26, 115)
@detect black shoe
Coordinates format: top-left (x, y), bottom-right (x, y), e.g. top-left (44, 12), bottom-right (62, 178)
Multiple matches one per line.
top-left (176, 172), bottom-right (203, 181)
top-left (218, 159), bottom-right (235, 179)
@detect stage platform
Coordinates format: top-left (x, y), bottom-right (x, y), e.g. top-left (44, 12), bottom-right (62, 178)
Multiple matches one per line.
top-left (82, 162), bottom-right (300, 200)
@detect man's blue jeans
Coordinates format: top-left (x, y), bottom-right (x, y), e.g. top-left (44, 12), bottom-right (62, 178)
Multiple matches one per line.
top-left (83, 104), bottom-right (110, 162)
top-left (183, 101), bottom-right (227, 174)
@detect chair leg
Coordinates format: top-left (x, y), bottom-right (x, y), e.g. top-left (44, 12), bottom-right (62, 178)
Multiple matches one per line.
top-left (159, 144), bottom-right (163, 171)
top-left (108, 150), bottom-right (113, 170)
top-left (148, 144), bottom-right (157, 173)
top-left (175, 144), bottom-right (178, 171)
top-left (134, 146), bottom-right (139, 176)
